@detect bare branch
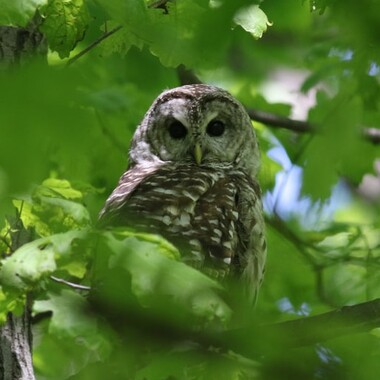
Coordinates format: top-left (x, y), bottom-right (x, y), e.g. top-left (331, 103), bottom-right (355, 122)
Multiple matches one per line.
top-left (247, 108), bottom-right (313, 133)
top-left (50, 276), bottom-right (91, 291)
top-left (176, 67), bottom-right (380, 144)
top-left (248, 109), bottom-right (380, 145)
top-left (66, 25), bottom-right (123, 67)
top-left (264, 297), bottom-right (380, 346)
top-left (219, 298), bottom-right (380, 358)
top-left (177, 65), bottom-right (203, 85)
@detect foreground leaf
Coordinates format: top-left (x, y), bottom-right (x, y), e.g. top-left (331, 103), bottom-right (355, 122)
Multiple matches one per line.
top-left (33, 290), bottom-right (111, 379)
top-left (0, 0), bottom-right (47, 26)
top-left (95, 230), bottom-right (232, 325)
top-left (0, 230), bottom-right (86, 291)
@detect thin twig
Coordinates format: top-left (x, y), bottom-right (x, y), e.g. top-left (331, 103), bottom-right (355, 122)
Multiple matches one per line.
top-left (66, 25), bottom-right (123, 66)
top-left (50, 276), bottom-right (91, 291)
top-left (66, 0), bottom-right (171, 66)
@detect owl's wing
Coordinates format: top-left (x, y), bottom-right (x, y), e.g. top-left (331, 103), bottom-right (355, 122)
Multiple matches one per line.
top-left (98, 164), bottom-right (161, 227)
top-left (235, 175), bottom-right (267, 303)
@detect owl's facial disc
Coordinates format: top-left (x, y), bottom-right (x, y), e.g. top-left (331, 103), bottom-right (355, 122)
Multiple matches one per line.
top-left (148, 97), bottom-right (248, 165)
top-left (137, 87), bottom-right (258, 173)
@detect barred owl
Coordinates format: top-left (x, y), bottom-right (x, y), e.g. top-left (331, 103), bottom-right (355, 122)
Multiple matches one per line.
top-left (99, 84), bottom-right (266, 302)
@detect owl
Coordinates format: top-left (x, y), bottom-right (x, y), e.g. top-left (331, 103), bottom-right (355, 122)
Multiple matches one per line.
top-left (99, 84), bottom-right (266, 303)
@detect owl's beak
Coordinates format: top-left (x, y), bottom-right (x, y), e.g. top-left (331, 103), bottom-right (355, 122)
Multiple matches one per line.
top-left (194, 143), bottom-right (202, 165)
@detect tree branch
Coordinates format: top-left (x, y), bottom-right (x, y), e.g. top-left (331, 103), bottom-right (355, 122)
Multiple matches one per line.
top-left (93, 288), bottom-right (380, 359)
top-left (176, 67), bottom-right (380, 144)
top-left (246, 108), bottom-right (313, 133)
top-left (66, 25), bottom-right (123, 67)
top-left (223, 298), bottom-right (380, 357)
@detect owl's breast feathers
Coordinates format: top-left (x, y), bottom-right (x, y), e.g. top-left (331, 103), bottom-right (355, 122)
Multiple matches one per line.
top-left (99, 162), bottom-right (266, 299)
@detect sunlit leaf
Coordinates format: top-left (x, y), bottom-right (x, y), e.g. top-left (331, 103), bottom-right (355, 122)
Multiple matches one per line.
top-left (0, 230), bottom-right (85, 291)
top-left (234, 4), bottom-right (271, 39)
top-left (40, 0), bottom-right (90, 58)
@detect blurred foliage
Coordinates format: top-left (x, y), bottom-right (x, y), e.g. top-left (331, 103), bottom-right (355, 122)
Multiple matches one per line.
top-left (1, 0), bottom-right (380, 379)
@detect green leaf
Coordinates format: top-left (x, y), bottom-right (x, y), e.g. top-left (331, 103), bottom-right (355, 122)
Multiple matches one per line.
top-left (34, 290), bottom-right (100, 342)
top-left (100, 21), bottom-right (144, 57)
top-left (323, 263), bottom-right (369, 305)
top-left (37, 178), bottom-right (84, 200)
top-left (95, 0), bottom-right (147, 23)
top-left (234, 4), bottom-right (271, 39)
top-left (97, 230), bottom-right (231, 324)
top-left (0, 63), bottom-right (102, 200)
top-left (0, 0), bottom-right (47, 26)
top-left (13, 178), bottom-right (91, 237)
top-left (147, 2), bottom-right (210, 67)
top-left (258, 223), bottom-right (318, 315)
top-left (302, 90), bottom-right (376, 199)
top-left (255, 124), bottom-right (283, 191)
top-left (33, 290), bottom-right (111, 378)
top-left (96, 0), bottom-right (235, 68)
top-left (136, 349), bottom-right (259, 380)
top-left (259, 150), bottom-right (282, 191)
top-left (40, 0), bottom-right (90, 58)
top-left (0, 230), bottom-right (85, 291)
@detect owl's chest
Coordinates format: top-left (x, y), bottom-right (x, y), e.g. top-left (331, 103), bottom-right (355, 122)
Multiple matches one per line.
top-left (126, 164), bottom-right (254, 265)
top-left (129, 165), bottom-right (237, 219)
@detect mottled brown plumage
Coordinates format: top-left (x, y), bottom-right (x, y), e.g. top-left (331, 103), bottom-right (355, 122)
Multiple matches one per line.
top-left (99, 84), bottom-right (266, 302)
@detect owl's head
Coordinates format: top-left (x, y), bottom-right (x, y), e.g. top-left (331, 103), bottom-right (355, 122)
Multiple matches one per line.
top-left (129, 84), bottom-right (260, 177)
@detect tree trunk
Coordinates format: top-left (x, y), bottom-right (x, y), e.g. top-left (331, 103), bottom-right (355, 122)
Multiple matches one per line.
top-left (0, 300), bottom-right (35, 380)
top-left (0, 10), bottom-right (47, 378)
top-left (0, 215), bottom-right (35, 380)
top-left (0, 14), bottom-right (46, 69)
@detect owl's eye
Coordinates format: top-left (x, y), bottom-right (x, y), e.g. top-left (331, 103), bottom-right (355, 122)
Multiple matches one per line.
top-left (168, 121), bottom-right (187, 139)
top-left (206, 120), bottom-right (225, 137)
